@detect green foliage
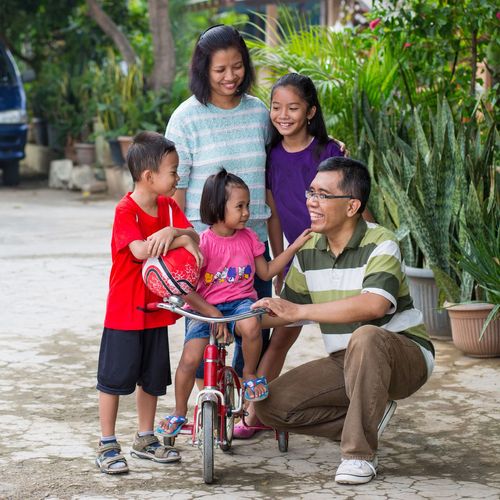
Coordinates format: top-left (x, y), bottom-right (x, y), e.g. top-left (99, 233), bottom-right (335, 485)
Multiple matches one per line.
top-left (370, 0), bottom-right (500, 109)
top-left (248, 12), bottom-right (404, 148)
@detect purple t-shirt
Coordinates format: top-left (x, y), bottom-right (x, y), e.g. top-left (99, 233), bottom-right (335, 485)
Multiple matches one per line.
top-left (266, 138), bottom-right (343, 244)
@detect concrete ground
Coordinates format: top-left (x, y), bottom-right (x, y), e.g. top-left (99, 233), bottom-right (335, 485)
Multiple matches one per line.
top-left (0, 181), bottom-right (499, 500)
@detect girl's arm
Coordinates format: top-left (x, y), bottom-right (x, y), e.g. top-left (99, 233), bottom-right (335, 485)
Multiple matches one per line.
top-left (183, 291), bottom-right (231, 342)
top-left (266, 189), bottom-right (285, 294)
top-left (254, 228), bottom-right (312, 281)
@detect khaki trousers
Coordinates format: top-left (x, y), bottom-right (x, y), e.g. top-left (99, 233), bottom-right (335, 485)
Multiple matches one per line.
top-left (255, 325), bottom-right (429, 460)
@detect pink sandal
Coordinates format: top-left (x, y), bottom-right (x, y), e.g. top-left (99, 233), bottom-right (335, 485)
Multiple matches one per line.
top-left (233, 419), bottom-right (272, 439)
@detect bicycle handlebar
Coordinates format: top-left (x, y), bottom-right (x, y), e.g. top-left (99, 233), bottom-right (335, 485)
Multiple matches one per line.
top-left (148, 296), bottom-right (268, 324)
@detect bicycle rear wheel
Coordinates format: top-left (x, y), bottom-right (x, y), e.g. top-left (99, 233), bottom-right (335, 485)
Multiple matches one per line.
top-left (220, 370), bottom-right (236, 452)
top-left (201, 401), bottom-right (216, 484)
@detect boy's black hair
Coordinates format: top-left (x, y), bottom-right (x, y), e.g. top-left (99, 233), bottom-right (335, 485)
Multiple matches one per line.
top-left (317, 157), bottom-right (371, 214)
top-left (268, 73), bottom-right (330, 159)
top-left (126, 131), bottom-right (176, 182)
top-left (189, 25), bottom-right (255, 105)
top-left (200, 168), bottom-right (249, 225)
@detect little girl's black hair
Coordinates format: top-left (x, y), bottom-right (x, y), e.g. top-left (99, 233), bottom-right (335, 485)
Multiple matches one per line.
top-left (200, 168), bottom-right (249, 225)
top-left (267, 73), bottom-right (330, 159)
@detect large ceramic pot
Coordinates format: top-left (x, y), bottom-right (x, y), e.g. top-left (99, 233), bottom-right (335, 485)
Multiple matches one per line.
top-left (447, 303), bottom-right (500, 358)
top-left (74, 142), bottom-right (96, 166)
top-left (405, 266), bottom-right (452, 339)
top-left (117, 135), bottom-right (133, 161)
top-left (108, 139), bottom-right (125, 166)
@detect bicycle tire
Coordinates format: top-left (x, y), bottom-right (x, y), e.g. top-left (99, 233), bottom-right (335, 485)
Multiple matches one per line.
top-left (202, 401), bottom-right (215, 484)
top-left (220, 370), bottom-right (235, 452)
top-left (278, 431), bottom-right (288, 453)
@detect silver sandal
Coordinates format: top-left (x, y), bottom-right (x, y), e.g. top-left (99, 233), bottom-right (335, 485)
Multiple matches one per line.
top-left (96, 441), bottom-right (129, 474)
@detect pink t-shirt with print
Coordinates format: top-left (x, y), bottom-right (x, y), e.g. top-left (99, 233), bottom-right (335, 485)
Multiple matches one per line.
top-left (197, 227), bottom-right (265, 306)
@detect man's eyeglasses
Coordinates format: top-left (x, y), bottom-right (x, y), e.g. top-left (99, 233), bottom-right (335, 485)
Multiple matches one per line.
top-left (305, 190), bottom-right (353, 201)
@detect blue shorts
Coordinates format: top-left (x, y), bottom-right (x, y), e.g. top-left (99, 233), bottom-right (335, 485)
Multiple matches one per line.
top-left (96, 327), bottom-right (171, 396)
top-left (185, 298), bottom-right (256, 343)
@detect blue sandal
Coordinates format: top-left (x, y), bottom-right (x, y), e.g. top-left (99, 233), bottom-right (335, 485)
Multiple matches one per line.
top-left (156, 415), bottom-right (187, 437)
top-left (244, 376), bottom-right (269, 402)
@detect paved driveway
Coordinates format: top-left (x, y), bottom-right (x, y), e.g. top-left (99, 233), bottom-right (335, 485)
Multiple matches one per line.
top-left (0, 183), bottom-right (499, 499)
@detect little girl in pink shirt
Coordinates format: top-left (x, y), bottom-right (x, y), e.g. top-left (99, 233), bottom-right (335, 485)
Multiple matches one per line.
top-left (157, 168), bottom-right (311, 436)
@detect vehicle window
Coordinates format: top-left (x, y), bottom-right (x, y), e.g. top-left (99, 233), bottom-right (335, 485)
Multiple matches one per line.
top-left (0, 50), bottom-right (16, 86)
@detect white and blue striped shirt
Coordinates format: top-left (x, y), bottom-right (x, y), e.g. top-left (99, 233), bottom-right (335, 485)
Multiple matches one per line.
top-left (165, 94), bottom-right (271, 242)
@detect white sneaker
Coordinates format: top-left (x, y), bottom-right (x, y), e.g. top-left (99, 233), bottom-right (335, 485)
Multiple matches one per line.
top-left (377, 400), bottom-right (397, 439)
top-left (335, 456), bottom-right (378, 484)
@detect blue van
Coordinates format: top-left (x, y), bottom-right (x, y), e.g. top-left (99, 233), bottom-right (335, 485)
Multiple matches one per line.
top-left (0, 42), bottom-right (29, 186)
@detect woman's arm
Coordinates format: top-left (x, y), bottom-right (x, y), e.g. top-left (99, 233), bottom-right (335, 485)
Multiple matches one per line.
top-left (266, 189), bottom-right (285, 294)
top-left (172, 188), bottom-right (186, 212)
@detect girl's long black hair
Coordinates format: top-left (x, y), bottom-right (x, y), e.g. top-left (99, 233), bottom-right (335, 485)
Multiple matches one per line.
top-left (267, 73), bottom-right (330, 159)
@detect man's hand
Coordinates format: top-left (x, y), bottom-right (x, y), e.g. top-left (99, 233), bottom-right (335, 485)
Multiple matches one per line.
top-left (252, 297), bottom-right (304, 323)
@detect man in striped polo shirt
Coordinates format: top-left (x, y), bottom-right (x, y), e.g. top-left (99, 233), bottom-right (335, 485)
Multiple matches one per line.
top-left (254, 157), bottom-right (434, 485)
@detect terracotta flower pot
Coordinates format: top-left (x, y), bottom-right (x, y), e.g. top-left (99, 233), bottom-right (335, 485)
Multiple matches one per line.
top-left (74, 142), bottom-right (96, 166)
top-left (447, 303), bottom-right (500, 358)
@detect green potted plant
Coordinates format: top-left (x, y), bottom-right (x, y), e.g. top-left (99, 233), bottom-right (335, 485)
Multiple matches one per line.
top-left (357, 97), bottom-right (464, 338)
top-left (445, 114), bottom-right (500, 357)
top-left (447, 218), bottom-right (500, 357)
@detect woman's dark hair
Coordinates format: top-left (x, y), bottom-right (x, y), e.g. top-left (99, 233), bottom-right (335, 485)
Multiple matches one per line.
top-left (200, 168), bottom-right (249, 225)
top-left (268, 73), bottom-right (330, 159)
top-left (317, 157), bottom-right (371, 214)
top-left (126, 131), bottom-right (176, 182)
top-left (189, 25), bottom-right (255, 105)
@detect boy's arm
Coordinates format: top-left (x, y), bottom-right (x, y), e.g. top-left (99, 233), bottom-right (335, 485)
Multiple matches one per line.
top-left (183, 291), bottom-right (230, 342)
top-left (129, 232), bottom-right (202, 267)
top-left (254, 228), bottom-right (312, 281)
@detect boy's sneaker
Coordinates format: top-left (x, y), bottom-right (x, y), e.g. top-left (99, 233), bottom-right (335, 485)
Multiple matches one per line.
top-left (335, 457), bottom-right (378, 484)
top-left (377, 400), bottom-right (397, 439)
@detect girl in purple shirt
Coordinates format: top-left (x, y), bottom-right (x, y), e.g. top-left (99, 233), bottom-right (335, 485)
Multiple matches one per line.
top-left (235, 72), bottom-right (346, 438)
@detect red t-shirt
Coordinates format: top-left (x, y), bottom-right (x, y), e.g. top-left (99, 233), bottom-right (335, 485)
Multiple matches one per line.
top-left (104, 193), bottom-right (192, 330)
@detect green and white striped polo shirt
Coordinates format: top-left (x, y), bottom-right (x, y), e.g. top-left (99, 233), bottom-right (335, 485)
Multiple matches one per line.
top-left (282, 219), bottom-right (432, 354)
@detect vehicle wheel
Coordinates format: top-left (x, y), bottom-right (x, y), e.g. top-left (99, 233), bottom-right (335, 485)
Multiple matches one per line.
top-left (163, 436), bottom-right (175, 447)
top-left (220, 371), bottom-right (235, 452)
top-left (202, 401), bottom-right (215, 484)
top-left (278, 431), bottom-right (288, 453)
top-left (1, 160), bottom-right (20, 186)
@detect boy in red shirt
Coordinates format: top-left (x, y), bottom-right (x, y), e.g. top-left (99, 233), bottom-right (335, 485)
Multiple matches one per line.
top-left (96, 131), bottom-right (202, 475)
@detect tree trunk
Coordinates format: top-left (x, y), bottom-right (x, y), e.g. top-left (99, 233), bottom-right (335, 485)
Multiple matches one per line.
top-left (148, 0), bottom-right (176, 92)
top-left (86, 0), bottom-right (137, 68)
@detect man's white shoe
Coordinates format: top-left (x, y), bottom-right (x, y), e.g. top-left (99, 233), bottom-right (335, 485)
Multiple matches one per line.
top-left (335, 457), bottom-right (378, 484)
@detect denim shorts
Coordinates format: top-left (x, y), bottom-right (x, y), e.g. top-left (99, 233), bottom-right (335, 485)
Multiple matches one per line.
top-left (185, 298), bottom-right (256, 343)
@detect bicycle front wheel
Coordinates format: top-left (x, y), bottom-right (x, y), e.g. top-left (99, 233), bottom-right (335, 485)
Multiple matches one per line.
top-left (220, 370), bottom-right (236, 452)
top-left (201, 401), bottom-right (215, 484)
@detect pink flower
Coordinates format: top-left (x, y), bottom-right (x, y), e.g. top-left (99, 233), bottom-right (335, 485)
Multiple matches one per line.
top-left (404, 42), bottom-right (412, 48)
top-left (369, 18), bottom-right (381, 30)
top-left (496, 11), bottom-right (500, 20)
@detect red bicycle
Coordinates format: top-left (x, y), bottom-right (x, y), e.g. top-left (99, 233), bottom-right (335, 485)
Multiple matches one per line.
top-left (150, 296), bottom-right (287, 484)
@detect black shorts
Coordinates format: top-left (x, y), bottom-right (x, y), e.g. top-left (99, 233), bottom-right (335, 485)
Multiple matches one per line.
top-left (96, 327), bottom-right (172, 396)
